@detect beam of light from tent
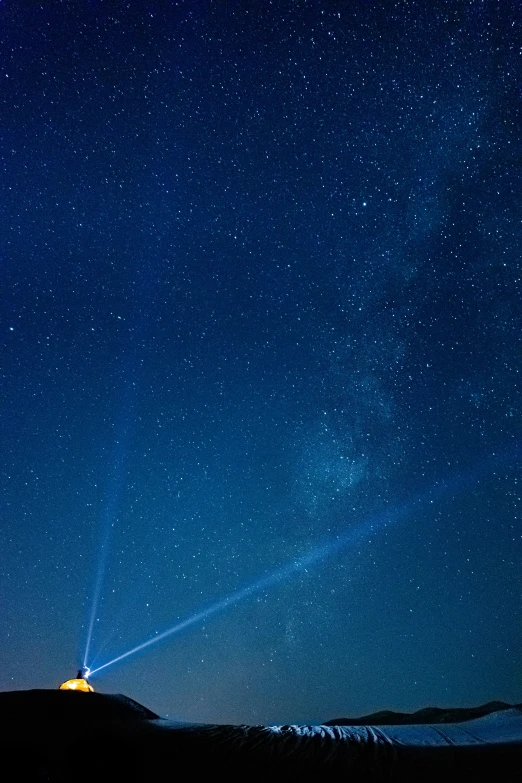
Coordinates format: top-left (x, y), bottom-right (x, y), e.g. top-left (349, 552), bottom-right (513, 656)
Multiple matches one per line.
top-left (87, 499), bottom-right (419, 676)
top-left (88, 507), bottom-right (392, 675)
top-left (88, 442), bottom-right (519, 677)
top-left (82, 257), bottom-right (166, 667)
top-left (82, 422), bottom-right (132, 668)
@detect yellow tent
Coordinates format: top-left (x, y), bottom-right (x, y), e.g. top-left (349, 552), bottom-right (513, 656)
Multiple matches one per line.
top-left (59, 678), bottom-right (94, 692)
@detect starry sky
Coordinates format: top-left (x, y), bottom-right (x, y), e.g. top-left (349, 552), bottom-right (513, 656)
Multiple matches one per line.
top-left (1, 0), bottom-right (520, 725)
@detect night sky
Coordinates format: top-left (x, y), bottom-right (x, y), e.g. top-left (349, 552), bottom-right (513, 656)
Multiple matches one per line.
top-left (1, 0), bottom-right (521, 725)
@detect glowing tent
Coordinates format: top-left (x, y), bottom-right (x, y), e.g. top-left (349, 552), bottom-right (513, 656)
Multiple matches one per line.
top-left (59, 678), bottom-right (94, 692)
top-left (59, 669), bottom-right (94, 692)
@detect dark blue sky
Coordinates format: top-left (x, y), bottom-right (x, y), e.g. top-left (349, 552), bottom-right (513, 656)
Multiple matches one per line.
top-left (1, 0), bottom-right (520, 724)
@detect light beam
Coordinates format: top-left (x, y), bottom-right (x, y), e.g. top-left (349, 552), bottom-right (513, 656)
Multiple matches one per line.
top-left (87, 495), bottom-right (428, 675)
top-left (82, 394), bottom-right (135, 667)
top-left (88, 444), bottom-right (519, 677)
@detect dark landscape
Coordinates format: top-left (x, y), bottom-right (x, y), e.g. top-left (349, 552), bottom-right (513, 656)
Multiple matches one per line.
top-left (1, 689), bottom-right (521, 781)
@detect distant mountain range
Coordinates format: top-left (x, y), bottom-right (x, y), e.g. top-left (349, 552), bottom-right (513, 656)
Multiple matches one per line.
top-left (325, 700), bottom-right (515, 726)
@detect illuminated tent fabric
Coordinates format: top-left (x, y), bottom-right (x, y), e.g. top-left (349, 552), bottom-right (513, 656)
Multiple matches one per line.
top-left (59, 678), bottom-right (94, 692)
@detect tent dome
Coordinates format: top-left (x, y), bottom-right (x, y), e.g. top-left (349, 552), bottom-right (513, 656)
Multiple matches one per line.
top-left (59, 678), bottom-right (94, 692)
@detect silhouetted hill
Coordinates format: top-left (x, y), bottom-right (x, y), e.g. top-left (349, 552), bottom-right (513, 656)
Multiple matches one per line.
top-left (325, 701), bottom-right (513, 726)
top-left (1, 689), bottom-right (521, 781)
top-left (0, 688), bottom-right (159, 722)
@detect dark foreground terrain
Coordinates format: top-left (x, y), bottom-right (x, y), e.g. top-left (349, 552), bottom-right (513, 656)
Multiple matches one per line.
top-left (1, 689), bottom-right (521, 781)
